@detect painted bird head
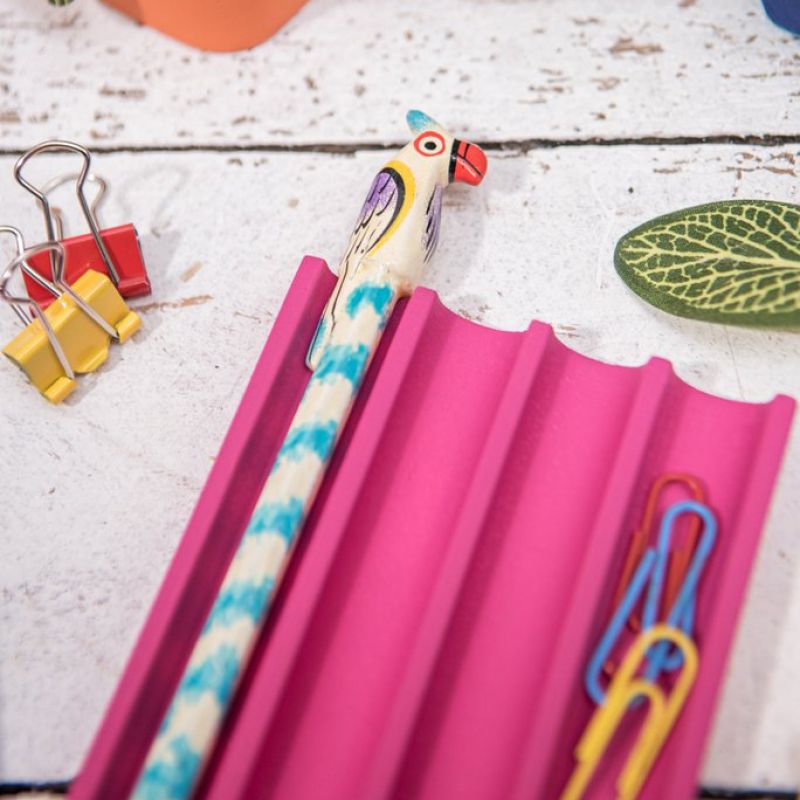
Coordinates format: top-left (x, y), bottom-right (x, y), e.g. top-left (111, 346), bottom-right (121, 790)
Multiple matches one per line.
top-left (304, 111), bottom-right (487, 370)
top-left (404, 109), bottom-right (487, 188)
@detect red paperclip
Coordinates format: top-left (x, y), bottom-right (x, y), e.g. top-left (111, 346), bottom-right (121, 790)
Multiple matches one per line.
top-left (14, 141), bottom-right (151, 309)
top-left (612, 473), bottom-right (705, 631)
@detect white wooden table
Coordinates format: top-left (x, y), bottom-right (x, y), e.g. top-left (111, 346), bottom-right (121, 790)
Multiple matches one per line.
top-left (0, 0), bottom-right (797, 796)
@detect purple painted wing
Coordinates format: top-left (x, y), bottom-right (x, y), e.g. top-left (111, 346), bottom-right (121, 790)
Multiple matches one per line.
top-left (306, 168), bottom-right (406, 369)
top-left (339, 167), bottom-right (405, 277)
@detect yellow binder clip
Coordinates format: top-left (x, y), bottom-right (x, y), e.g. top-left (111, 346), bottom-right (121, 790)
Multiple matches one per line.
top-left (561, 624), bottom-right (698, 800)
top-left (1, 238), bottom-right (141, 403)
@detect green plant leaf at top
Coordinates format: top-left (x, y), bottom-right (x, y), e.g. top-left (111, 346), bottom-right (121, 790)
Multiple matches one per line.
top-left (614, 200), bottom-right (800, 327)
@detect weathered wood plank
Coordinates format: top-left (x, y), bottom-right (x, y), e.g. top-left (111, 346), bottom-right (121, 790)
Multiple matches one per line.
top-left (0, 0), bottom-right (797, 148)
top-left (0, 145), bottom-right (797, 788)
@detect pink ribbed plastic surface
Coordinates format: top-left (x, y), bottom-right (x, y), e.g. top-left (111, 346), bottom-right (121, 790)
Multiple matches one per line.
top-left (72, 256), bottom-right (795, 800)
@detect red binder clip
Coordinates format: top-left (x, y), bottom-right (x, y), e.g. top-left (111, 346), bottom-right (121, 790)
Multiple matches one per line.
top-left (14, 140), bottom-right (151, 309)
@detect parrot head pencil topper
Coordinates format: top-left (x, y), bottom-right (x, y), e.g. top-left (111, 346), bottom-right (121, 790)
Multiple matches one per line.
top-left (306, 109), bottom-right (487, 369)
top-left (131, 111), bottom-right (487, 800)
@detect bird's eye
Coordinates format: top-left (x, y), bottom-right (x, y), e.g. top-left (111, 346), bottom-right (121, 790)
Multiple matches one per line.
top-left (414, 131), bottom-right (445, 157)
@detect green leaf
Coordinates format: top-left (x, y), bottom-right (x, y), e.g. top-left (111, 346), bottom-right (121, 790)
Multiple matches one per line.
top-left (614, 200), bottom-right (800, 327)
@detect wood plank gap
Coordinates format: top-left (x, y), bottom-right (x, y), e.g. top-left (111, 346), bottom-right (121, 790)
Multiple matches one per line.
top-left (0, 133), bottom-right (797, 158)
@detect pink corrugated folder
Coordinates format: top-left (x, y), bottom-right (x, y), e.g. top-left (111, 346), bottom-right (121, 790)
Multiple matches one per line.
top-left (71, 256), bottom-right (795, 800)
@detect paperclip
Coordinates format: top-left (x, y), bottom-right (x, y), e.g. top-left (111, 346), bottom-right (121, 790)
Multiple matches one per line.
top-left (611, 473), bottom-right (705, 632)
top-left (14, 140), bottom-right (150, 307)
top-left (642, 500), bottom-right (717, 680)
top-left (586, 550), bottom-right (656, 704)
top-left (563, 625), bottom-right (698, 800)
top-left (588, 499), bottom-right (716, 701)
top-left (2, 241), bottom-right (141, 402)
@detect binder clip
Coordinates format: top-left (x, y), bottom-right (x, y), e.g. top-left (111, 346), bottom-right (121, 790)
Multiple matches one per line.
top-left (2, 237), bottom-right (141, 403)
top-left (588, 500), bottom-right (717, 702)
top-left (562, 625), bottom-right (698, 800)
top-left (611, 473), bottom-right (706, 631)
top-left (14, 140), bottom-right (151, 308)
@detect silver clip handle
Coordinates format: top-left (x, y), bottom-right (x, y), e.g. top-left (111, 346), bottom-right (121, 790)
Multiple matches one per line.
top-left (0, 241), bottom-right (75, 380)
top-left (0, 226), bottom-right (32, 325)
top-left (40, 171), bottom-right (108, 242)
top-left (14, 141), bottom-right (120, 285)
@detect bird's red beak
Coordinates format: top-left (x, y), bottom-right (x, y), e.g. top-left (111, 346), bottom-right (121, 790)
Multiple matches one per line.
top-left (450, 139), bottom-right (487, 185)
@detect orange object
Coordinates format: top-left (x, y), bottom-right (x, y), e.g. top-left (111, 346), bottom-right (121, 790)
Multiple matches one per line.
top-left (101, 0), bottom-right (310, 52)
top-left (613, 474), bottom-right (705, 628)
top-left (602, 473), bottom-right (706, 678)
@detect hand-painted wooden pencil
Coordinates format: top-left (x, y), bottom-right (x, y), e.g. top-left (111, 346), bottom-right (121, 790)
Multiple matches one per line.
top-left (131, 109), bottom-right (487, 799)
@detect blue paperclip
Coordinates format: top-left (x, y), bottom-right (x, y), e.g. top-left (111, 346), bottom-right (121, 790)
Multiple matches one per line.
top-left (585, 549), bottom-right (656, 704)
top-left (585, 499), bottom-right (717, 704)
top-left (642, 500), bottom-right (717, 681)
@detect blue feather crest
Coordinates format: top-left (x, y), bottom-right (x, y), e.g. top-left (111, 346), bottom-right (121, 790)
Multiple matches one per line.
top-left (406, 109), bottom-right (440, 133)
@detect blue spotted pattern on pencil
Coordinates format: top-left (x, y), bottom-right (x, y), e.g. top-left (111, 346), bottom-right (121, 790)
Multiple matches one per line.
top-left (131, 279), bottom-right (397, 800)
top-left (314, 343), bottom-right (371, 386)
top-left (246, 497), bottom-right (303, 540)
top-left (135, 735), bottom-right (199, 800)
top-left (202, 576), bottom-right (276, 631)
top-left (346, 283), bottom-right (395, 318)
top-left (273, 420), bottom-right (338, 468)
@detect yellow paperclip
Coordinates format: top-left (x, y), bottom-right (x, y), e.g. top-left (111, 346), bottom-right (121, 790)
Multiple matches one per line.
top-left (2, 241), bottom-right (140, 403)
top-left (561, 624), bottom-right (698, 800)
